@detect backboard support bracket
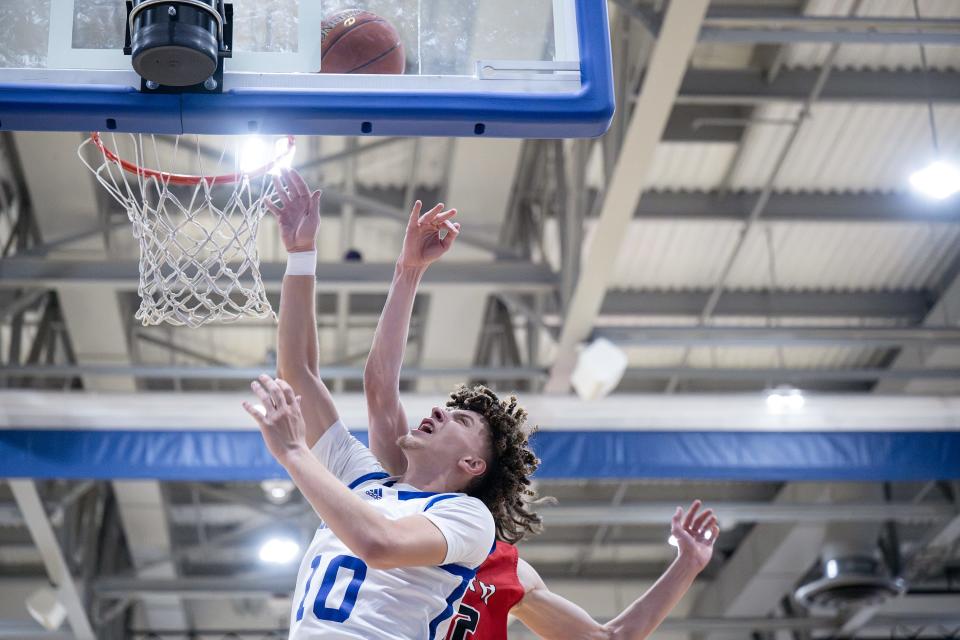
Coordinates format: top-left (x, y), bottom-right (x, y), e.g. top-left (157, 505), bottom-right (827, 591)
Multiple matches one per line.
top-left (122, 0), bottom-right (234, 94)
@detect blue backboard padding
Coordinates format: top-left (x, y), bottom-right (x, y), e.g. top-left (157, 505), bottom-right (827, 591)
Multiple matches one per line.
top-left (0, 85), bottom-right (182, 134)
top-left (2, 429), bottom-right (958, 481)
top-left (0, 0), bottom-right (614, 137)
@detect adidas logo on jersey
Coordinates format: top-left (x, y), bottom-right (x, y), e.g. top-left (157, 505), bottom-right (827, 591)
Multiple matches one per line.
top-left (365, 487), bottom-right (383, 500)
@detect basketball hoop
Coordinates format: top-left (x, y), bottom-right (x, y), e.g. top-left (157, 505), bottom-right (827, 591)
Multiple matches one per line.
top-left (79, 132), bottom-right (295, 327)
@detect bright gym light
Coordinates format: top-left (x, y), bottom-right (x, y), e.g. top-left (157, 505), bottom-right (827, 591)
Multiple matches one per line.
top-left (909, 160), bottom-right (960, 200)
top-left (825, 559), bottom-right (840, 579)
top-left (259, 537), bottom-right (300, 564)
top-left (765, 387), bottom-right (805, 414)
top-left (240, 136), bottom-right (295, 176)
top-left (261, 479), bottom-right (295, 504)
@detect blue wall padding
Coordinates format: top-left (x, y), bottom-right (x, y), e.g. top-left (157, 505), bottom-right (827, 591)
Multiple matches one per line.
top-left (2, 429), bottom-right (959, 481)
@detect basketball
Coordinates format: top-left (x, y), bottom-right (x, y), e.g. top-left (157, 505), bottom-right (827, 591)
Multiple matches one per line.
top-left (320, 9), bottom-right (406, 75)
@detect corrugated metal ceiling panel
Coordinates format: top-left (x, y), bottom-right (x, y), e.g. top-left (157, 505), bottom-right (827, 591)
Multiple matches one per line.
top-left (644, 142), bottom-right (739, 192)
top-left (784, 0), bottom-right (960, 71)
top-left (728, 103), bottom-right (960, 192)
top-left (568, 219), bottom-right (960, 291)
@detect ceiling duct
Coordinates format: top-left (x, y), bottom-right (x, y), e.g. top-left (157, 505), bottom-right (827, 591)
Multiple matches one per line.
top-left (794, 539), bottom-right (906, 611)
top-left (795, 485), bottom-right (907, 611)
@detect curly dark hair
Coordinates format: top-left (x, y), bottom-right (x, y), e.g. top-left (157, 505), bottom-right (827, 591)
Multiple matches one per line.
top-left (447, 384), bottom-right (545, 544)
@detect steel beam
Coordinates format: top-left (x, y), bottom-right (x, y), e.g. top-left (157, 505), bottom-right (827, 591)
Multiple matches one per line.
top-left (9, 480), bottom-right (96, 640)
top-left (10, 362), bottom-right (957, 382)
top-left (91, 614), bottom-right (960, 639)
top-left (594, 325), bottom-right (960, 348)
top-left (95, 576), bottom-right (294, 600)
top-left (698, 25), bottom-right (960, 45)
top-left (572, 614), bottom-right (960, 634)
top-left (600, 289), bottom-right (931, 320)
top-left (635, 190), bottom-right (960, 223)
top-left (0, 364), bottom-right (548, 381)
top-left (627, 3), bottom-right (960, 44)
top-left (321, 187), bottom-right (515, 258)
top-left (875, 253), bottom-right (960, 394)
top-left (622, 367), bottom-right (960, 382)
top-left (0, 624), bottom-right (74, 639)
top-left (677, 69), bottom-right (960, 105)
top-left (0, 259), bottom-right (557, 292)
top-left (540, 502), bottom-right (956, 528)
top-left (153, 500), bottom-right (957, 530)
top-left (11, 363), bottom-right (960, 384)
top-left (545, 0), bottom-right (711, 393)
top-left (662, 106), bottom-right (750, 142)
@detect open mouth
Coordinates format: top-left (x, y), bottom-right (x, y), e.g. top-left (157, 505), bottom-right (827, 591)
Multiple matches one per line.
top-left (417, 419), bottom-right (435, 435)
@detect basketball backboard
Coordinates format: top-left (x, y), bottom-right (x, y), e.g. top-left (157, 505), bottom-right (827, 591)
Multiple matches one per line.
top-left (0, 0), bottom-right (613, 137)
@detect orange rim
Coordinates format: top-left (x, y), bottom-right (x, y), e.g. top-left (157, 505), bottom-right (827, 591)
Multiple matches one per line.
top-left (89, 132), bottom-right (296, 187)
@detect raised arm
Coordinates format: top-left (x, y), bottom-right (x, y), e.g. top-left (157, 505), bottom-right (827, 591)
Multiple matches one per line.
top-left (512, 501), bottom-right (719, 640)
top-left (363, 201), bottom-right (459, 474)
top-left (245, 376), bottom-right (456, 570)
top-left (266, 169), bottom-right (338, 448)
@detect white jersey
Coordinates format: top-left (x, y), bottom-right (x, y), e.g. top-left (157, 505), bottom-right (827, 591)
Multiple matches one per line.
top-left (289, 421), bottom-right (496, 640)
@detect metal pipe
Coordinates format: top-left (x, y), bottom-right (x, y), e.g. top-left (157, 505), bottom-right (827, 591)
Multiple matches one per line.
top-left (698, 28), bottom-right (960, 45)
top-left (0, 364), bottom-right (548, 381)
top-left (665, 5), bottom-right (857, 393)
top-left (4, 363), bottom-right (960, 382)
top-left (540, 501), bottom-right (956, 527)
top-left (74, 500), bottom-right (946, 530)
top-left (594, 326), bottom-right (960, 348)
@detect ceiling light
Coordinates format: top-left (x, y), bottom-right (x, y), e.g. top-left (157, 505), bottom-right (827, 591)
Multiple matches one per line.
top-left (240, 136), bottom-right (295, 176)
top-left (908, 1), bottom-right (957, 203)
top-left (261, 479), bottom-right (295, 504)
top-left (258, 537), bottom-right (300, 564)
top-left (766, 386), bottom-right (805, 414)
top-left (909, 160), bottom-right (960, 200)
top-left (825, 558), bottom-right (839, 579)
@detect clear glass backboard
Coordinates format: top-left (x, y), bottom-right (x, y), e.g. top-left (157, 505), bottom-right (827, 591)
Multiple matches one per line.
top-left (0, 0), bottom-right (613, 137)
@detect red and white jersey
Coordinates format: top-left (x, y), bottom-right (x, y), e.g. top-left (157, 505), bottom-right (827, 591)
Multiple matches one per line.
top-left (445, 542), bottom-right (526, 640)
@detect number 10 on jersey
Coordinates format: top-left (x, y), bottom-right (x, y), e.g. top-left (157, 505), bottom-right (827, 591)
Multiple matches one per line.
top-left (296, 554), bottom-right (368, 623)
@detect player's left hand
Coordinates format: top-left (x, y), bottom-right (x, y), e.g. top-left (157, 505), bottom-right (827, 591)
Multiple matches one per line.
top-left (671, 499), bottom-right (719, 572)
top-left (243, 375), bottom-right (309, 464)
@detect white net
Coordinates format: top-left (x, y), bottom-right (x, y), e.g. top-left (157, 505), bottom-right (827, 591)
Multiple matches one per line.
top-left (79, 133), bottom-right (293, 328)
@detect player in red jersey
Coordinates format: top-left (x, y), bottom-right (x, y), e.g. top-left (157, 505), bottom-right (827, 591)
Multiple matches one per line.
top-left (362, 201), bottom-right (720, 639)
top-left (444, 501), bottom-right (713, 640)
top-left (445, 540), bottom-right (523, 640)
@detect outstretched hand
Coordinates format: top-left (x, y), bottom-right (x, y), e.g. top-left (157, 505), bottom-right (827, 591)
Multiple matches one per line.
top-left (243, 374), bottom-right (309, 465)
top-left (265, 169), bottom-right (322, 254)
top-left (671, 500), bottom-right (719, 572)
top-left (397, 200), bottom-right (460, 269)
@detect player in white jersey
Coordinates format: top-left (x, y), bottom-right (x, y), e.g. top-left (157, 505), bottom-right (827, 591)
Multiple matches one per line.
top-left (243, 169), bottom-right (540, 640)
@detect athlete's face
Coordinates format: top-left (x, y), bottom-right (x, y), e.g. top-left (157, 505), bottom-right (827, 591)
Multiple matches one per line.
top-left (399, 405), bottom-right (490, 479)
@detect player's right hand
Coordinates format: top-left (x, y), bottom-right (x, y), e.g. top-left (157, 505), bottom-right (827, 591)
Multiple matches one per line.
top-left (671, 499), bottom-right (719, 572)
top-left (243, 375), bottom-right (310, 465)
top-left (397, 200), bottom-right (460, 269)
top-left (265, 168), bottom-right (322, 254)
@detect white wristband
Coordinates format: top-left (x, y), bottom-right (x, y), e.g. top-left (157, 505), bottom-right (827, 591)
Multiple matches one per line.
top-left (286, 250), bottom-right (317, 276)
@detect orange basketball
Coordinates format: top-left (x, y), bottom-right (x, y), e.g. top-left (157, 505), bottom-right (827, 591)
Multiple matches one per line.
top-left (320, 10), bottom-right (406, 75)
